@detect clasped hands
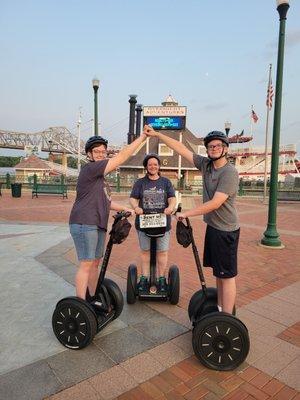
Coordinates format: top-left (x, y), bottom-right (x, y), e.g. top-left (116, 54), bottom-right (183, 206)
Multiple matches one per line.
top-left (143, 125), bottom-right (158, 137)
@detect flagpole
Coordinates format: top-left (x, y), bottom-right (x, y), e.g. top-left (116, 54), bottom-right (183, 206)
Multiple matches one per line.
top-left (263, 64), bottom-right (272, 203)
top-left (250, 105), bottom-right (253, 152)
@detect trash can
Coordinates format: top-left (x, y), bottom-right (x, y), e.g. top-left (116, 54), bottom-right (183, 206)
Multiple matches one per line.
top-left (11, 183), bottom-right (22, 198)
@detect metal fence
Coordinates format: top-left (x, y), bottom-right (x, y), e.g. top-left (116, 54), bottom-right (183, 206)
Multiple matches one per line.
top-left (1, 173), bottom-right (299, 199)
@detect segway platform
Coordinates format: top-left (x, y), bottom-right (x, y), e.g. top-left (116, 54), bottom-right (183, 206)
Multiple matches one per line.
top-left (176, 211), bottom-right (250, 370)
top-left (52, 212), bottom-right (130, 350)
top-left (127, 213), bottom-right (180, 305)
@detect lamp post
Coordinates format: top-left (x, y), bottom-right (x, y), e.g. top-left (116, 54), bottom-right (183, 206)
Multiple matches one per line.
top-left (224, 121), bottom-right (231, 137)
top-left (77, 107), bottom-right (82, 173)
top-left (261, 0), bottom-right (289, 248)
top-left (92, 77), bottom-right (100, 136)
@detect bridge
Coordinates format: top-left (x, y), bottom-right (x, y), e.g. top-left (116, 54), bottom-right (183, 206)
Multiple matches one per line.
top-left (0, 126), bottom-right (121, 155)
top-left (0, 126), bottom-right (86, 157)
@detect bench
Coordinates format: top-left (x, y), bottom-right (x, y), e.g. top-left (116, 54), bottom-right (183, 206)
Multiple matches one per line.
top-left (32, 184), bottom-right (68, 199)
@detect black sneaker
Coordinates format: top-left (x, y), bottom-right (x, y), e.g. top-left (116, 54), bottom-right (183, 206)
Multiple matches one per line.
top-left (85, 288), bottom-right (95, 303)
top-left (158, 277), bottom-right (167, 293)
top-left (138, 276), bottom-right (149, 293)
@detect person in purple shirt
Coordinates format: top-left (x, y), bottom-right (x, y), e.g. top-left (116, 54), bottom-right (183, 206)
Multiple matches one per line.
top-left (69, 133), bottom-right (147, 300)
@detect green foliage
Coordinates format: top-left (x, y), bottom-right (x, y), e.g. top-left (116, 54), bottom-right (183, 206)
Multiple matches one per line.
top-left (0, 156), bottom-right (22, 167)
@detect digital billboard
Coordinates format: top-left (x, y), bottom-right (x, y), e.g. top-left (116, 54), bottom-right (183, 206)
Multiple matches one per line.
top-left (144, 116), bottom-right (185, 130)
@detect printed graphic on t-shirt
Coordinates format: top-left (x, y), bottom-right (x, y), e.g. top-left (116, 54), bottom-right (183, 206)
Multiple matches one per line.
top-left (142, 187), bottom-right (165, 211)
top-left (103, 179), bottom-right (112, 201)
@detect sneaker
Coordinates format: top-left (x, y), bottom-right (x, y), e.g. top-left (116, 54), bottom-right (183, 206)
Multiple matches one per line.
top-left (138, 276), bottom-right (149, 292)
top-left (85, 288), bottom-right (95, 303)
top-left (158, 277), bottom-right (167, 293)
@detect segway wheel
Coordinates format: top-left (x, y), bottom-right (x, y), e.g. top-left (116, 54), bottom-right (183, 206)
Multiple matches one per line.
top-left (126, 264), bottom-right (138, 304)
top-left (188, 288), bottom-right (218, 321)
top-left (192, 312), bottom-right (250, 371)
top-left (168, 265), bottom-right (180, 305)
top-left (188, 289), bottom-right (236, 322)
top-left (102, 278), bottom-right (124, 319)
top-left (52, 298), bottom-right (97, 350)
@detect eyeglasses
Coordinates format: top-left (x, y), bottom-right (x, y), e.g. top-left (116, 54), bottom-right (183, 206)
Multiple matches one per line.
top-left (207, 144), bottom-right (225, 150)
top-left (92, 149), bottom-right (107, 155)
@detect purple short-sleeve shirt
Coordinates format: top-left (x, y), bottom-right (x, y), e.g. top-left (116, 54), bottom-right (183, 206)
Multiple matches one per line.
top-left (69, 159), bottom-right (111, 230)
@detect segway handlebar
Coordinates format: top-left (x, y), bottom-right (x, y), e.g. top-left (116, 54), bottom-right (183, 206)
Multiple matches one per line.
top-left (177, 208), bottom-right (208, 295)
top-left (113, 210), bottom-right (132, 220)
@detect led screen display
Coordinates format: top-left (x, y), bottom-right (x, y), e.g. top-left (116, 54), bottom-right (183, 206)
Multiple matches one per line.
top-left (144, 116), bottom-right (185, 130)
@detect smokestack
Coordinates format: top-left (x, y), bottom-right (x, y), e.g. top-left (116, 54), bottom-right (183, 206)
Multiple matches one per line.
top-left (127, 95), bottom-right (137, 144)
top-left (135, 104), bottom-right (143, 138)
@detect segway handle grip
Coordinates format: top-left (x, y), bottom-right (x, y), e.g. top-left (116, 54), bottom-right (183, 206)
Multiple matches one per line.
top-left (113, 211), bottom-right (131, 220)
top-left (176, 204), bottom-right (182, 213)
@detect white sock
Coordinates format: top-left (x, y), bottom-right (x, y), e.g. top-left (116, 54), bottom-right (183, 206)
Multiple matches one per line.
top-left (217, 305), bottom-right (222, 312)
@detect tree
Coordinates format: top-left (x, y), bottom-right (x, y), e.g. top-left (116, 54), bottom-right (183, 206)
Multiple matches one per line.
top-left (0, 156), bottom-right (22, 167)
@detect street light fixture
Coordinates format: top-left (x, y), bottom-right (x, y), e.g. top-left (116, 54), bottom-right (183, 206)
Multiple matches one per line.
top-left (261, 0), bottom-right (290, 248)
top-left (224, 121), bottom-right (231, 136)
top-left (92, 77), bottom-right (100, 136)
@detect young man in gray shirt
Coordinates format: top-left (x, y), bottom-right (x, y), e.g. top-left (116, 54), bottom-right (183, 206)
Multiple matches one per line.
top-left (144, 126), bottom-right (239, 314)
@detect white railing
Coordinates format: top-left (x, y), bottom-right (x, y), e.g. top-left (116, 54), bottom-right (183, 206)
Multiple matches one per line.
top-left (230, 143), bottom-right (296, 156)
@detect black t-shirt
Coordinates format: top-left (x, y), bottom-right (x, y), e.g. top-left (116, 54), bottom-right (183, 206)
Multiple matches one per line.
top-left (130, 175), bottom-right (175, 231)
top-left (69, 159), bottom-right (111, 230)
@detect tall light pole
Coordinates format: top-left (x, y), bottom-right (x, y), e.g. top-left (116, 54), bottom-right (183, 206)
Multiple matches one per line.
top-left (224, 121), bottom-right (231, 137)
top-left (92, 77), bottom-right (100, 136)
top-left (77, 107), bottom-right (82, 173)
top-left (261, 0), bottom-right (290, 248)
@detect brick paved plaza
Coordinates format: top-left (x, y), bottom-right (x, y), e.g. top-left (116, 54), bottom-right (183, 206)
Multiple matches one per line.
top-left (0, 189), bottom-right (299, 400)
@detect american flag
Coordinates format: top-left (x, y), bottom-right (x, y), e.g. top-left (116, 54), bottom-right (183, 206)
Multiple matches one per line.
top-left (252, 109), bottom-right (258, 123)
top-left (266, 79), bottom-right (274, 109)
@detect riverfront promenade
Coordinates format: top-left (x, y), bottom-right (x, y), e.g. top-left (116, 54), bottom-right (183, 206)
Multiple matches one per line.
top-left (0, 190), bottom-right (299, 400)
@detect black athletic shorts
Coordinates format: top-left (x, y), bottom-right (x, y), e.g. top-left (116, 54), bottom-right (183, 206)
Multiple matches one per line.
top-left (203, 225), bottom-right (240, 278)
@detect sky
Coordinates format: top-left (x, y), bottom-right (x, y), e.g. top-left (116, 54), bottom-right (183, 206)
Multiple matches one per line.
top-left (1, 0), bottom-right (300, 156)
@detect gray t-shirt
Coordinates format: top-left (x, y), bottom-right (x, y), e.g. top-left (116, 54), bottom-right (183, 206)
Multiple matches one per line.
top-left (193, 154), bottom-right (239, 231)
top-left (69, 159), bottom-right (111, 230)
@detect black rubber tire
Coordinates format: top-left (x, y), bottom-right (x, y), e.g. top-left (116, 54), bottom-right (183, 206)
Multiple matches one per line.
top-left (102, 278), bottom-right (124, 320)
top-left (188, 288), bottom-right (236, 322)
top-left (192, 312), bottom-right (250, 371)
top-left (188, 288), bottom-right (218, 321)
top-left (52, 298), bottom-right (97, 350)
top-left (126, 264), bottom-right (138, 304)
top-left (168, 265), bottom-right (180, 305)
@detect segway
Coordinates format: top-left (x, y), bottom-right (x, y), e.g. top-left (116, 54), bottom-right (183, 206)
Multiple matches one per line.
top-left (177, 216), bottom-right (250, 370)
top-left (52, 211), bottom-right (131, 350)
top-left (127, 213), bottom-right (180, 305)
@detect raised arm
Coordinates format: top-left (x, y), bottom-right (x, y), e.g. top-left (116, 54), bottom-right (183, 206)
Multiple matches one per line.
top-left (144, 125), bottom-right (194, 164)
top-left (104, 133), bottom-right (147, 175)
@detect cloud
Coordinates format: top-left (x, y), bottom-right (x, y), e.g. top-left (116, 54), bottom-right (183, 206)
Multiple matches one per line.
top-left (286, 30), bottom-right (300, 48)
top-left (203, 102), bottom-right (227, 111)
top-left (266, 29), bottom-right (300, 51)
top-left (263, 29), bottom-right (300, 60)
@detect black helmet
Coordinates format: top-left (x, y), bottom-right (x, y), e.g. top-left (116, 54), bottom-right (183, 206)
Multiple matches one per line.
top-left (85, 136), bottom-right (108, 153)
top-left (204, 131), bottom-right (229, 148)
top-left (143, 153), bottom-right (161, 168)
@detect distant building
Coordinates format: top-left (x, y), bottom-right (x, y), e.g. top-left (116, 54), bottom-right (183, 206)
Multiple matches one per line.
top-left (120, 95), bottom-right (205, 188)
top-left (14, 155), bottom-right (52, 180)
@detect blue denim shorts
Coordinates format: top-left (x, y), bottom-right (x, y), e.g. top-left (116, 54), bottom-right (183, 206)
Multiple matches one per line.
top-left (69, 224), bottom-right (106, 261)
top-left (137, 230), bottom-right (171, 252)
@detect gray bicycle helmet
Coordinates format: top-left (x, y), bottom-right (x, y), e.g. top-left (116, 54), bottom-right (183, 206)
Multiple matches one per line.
top-left (143, 153), bottom-right (161, 168)
top-left (85, 136), bottom-right (108, 153)
top-left (204, 131), bottom-right (229, 148)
